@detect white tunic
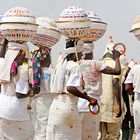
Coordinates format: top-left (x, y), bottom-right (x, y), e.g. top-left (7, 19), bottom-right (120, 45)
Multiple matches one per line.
top-left (0, 63), bottom-right (34, 139)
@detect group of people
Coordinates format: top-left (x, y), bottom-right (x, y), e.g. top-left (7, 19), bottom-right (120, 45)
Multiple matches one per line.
top-left (0, 35), bottom-right (136, 140)
top-left (0, 7), bottom-right (139, 140)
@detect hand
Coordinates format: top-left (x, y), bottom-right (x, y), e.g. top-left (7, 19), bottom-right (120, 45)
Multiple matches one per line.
top-left (114, 105), bottom-right (122, 117)
top-left (89, 97), bottom-right (97, 106)
top-left (112, 50), bottom-right (121, 60)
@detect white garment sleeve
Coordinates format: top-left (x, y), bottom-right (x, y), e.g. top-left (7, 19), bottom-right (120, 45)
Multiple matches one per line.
top-left (124, 69), bottom-right (133, 84)
top-left (95, 60), bottom-right (107, 71)
top-left (67, 65), bottom-right (81, 87)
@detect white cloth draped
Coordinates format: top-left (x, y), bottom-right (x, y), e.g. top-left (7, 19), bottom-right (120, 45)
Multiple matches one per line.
top-left (0, 42), bottom-right (29, 83)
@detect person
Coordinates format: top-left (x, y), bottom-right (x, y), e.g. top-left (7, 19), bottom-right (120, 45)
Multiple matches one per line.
top-left (99, 37), bottom-right (127, 140)
top-left (78, 42), bottom-right (121, 140)
top-left (46, 39), bottom-right (97, 140)
top-left (31, 47), bottom-right (53, 140)
top-left (0, 42), bottom-right (34, 140)
top-left (124, 63), bottom-right (140, 140)
top-left (30, 16), bottom-right (61, 140)
top-left (121, 63), bottom-right (134, 140)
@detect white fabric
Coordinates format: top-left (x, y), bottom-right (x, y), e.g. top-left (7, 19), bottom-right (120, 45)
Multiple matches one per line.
top-left (0, 94), bottom-right (30, 121)
top-left (51, 41), bottom-right (83, 94)
top-left (0, 119), bottom-right (34, 140)
top-left (50, 59), bottom-right (67, 93)
top-left (0, 58), bottom-right (31, 120)
top-left (16, 63), bottom-right (29, 94)
top-left (46, 94), bottom-right (81, 140)
top-left (47, 59), bottom-right (83, 140)
top-left (79, 112), bottom-right (100, 140)
top-left (104, 37), bottom-right (114, 54)
top-left (0, 42), bottom-right (30, 83)
top-left (62, 44), bottom-right (83, 59)
top-left (78, 60), bottom-right (106, 112)
top-left (0, 58), bottom-right (5, 76)
top-left (16, 80), bottom-right (29, 94)
top-left (32, 94), bottom-right (53, 140)
top-left (128, 60), bottom-right (135, 68)
top-left (0, 49), bottom-right (19, 82)
top-left (82, 43), bottom-right (94, 54)
top-left (40, 67), bottom-right (51, 94)
top-left (133, 98), bottom-right (140, 140)
top-left (8, 42), bottom-right (31, 58)
top-left (81, 60), bottom-right (106, 96)
top-left (125, 64), bottom-right (140, 93)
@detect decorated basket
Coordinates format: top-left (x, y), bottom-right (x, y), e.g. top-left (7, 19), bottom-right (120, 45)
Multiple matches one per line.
top-left (130, 15), bottom-right (140, 41)
top-left (82, 11), bottom-right (107, 42)
top-left (56, 6), bottom-right (91, 39)
top-left (32, 17), bottom-right (61, 48)
top-left (0, 7), bottom-right (37, 42)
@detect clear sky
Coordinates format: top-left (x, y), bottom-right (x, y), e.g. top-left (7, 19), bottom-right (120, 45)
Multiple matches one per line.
top-left (1, 0), bottom-right (140, 62)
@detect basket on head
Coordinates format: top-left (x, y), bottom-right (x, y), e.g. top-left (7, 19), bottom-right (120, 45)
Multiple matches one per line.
top-left (0, 7), bottom-right (37, 42)
top-left (31, 17), bottom-right (62, 48)
top-left (130, 15), bottom-right (140, 41)
top-left (82, 11), bottom-right (107, 43)
top-left (56, 6), bottom-right (91, 39)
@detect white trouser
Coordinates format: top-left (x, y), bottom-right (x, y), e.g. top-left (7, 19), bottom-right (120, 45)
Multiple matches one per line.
top-left (0, 119), bottom-right (34, 140)
top-left (32, 94), bottom-right (53, 140)
top-left (133, 99), bottom-right (140, 140)
top-left (79, 112), bottom-right (100, 140)
top-left (46, 94), bottom-right (81, 140)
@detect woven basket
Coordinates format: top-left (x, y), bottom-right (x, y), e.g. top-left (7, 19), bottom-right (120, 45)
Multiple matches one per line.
top-left (56, 20), bottom-right (91, 39)
top-left (82, 11), bottom-right (107, 42)
top-left (31, 17), bottom-right (61, 48)
top-left (56, 6), bottom-right (91, 39)
top-left (0, 7), bottom-right (37, 42)
top-left (32, 27), bottom-right (61, 48)
top-left (1, 23), bottom-right (37, 42)
top-left (82, 21), bottom-right (107, 42)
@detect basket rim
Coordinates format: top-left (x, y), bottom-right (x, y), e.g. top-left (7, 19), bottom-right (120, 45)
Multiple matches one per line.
top-left (0, 22), bottom-right (37, 26)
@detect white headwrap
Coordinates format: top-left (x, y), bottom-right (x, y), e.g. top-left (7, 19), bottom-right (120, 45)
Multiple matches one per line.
top-left (0, 42), bottom-right (29, 83)
top-left (82, 43), bottom-right (94, 54)
top-left (104, 36), bottom-right (114, 54)
top-left (51, 41), bottom-right (83, 93)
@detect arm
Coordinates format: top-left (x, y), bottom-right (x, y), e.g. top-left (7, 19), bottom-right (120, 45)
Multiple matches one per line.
top-left (113, 78), bottom-right (122, 117)
top-left (67, 86), bottom-right (97, 105)
top-left (101, 50), bottom-right (121, 75)
top-left (101, 58), bottom-right (121, 75)
top-left (125, 83), bottom-right (133, 95)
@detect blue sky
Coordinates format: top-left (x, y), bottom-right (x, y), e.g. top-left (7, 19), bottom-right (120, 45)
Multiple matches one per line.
top-left (1, 0), bottom-right (140, 62)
